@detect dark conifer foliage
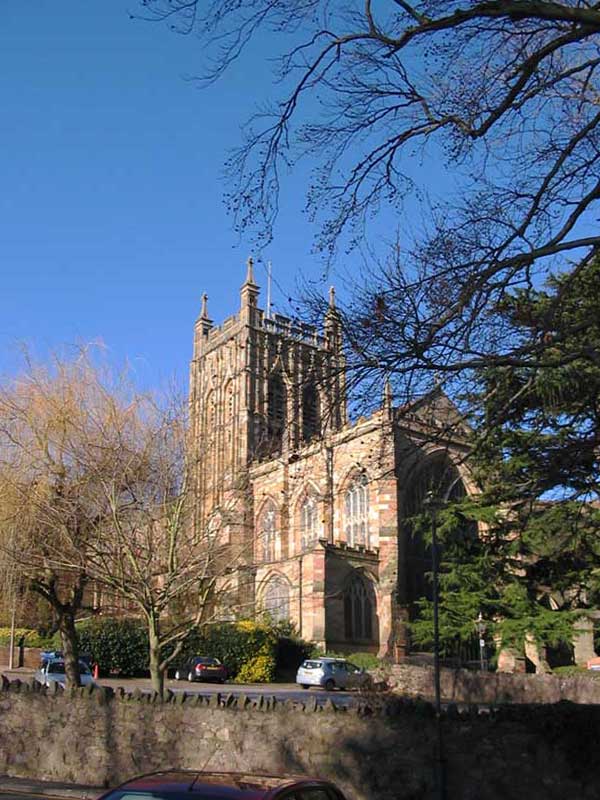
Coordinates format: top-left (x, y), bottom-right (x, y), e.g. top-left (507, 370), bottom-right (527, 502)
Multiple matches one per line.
top-left (412, 258), bottom-right (600, 654)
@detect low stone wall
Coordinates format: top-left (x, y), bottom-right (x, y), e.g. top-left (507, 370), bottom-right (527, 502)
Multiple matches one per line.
top-left (384, 663), bottom-right (600, 704)
top-left (1, 678), bottom-right (600, 800)
top-left (0, 646), bottom-right (42, 670)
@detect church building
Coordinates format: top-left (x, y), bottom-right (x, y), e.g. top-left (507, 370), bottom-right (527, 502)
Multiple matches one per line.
top-left (189, 260), bottom-right (472, 659)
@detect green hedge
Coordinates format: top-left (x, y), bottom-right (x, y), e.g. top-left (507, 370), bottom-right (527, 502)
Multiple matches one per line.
top-left (552, 665), bottom-right (600, 679)
top-left (180, 619), bottom-right (274, 678)
top-left (177, 619), bottom-right (313, 681)
top-left (46, 616), bottom-right (313, 681)
top-left (312, 650), bottom-right (381, 670)
top-left (52, 618), bottom-right (149, 677)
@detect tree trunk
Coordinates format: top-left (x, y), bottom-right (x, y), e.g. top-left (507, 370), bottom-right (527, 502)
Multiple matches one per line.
top-left (148, 621), bottom-right (165, 697)
top-left (58, 610), bottom-right (80, 687)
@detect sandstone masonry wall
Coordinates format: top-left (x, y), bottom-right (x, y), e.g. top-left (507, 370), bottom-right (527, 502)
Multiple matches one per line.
top-left (385, 663), bottom-right (600, 705)
top-left (1, 678), bottom-right (600, 800)
top-left (0, 646), bottom-right (42, 670)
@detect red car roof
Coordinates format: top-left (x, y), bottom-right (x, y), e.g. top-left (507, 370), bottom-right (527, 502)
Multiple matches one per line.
top-left (102, 770), bottom-right (332, 799)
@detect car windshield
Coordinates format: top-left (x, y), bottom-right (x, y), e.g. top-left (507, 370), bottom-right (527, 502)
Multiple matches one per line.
top-left (47, 661), bottom-right (90, 675)
top-left (195, 658), bottom-right (221, 666)
top-left (302, 661), bottom-right (322, 669)
top-left (107, 794), bottom-right (230, 800)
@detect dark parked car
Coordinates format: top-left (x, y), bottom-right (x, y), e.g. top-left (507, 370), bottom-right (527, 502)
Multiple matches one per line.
top-left (96, 771), bottom-right (348, 800)
top-left (174, 656), bottom-right (228, 683)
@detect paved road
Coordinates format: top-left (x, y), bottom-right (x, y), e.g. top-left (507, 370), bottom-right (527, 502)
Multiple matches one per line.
top-left (0, 794), bottom-right (80, 800)
top-left (102, 677), bottom-right (365, 707)
top-left (0, 776), bottom-right (99, 800)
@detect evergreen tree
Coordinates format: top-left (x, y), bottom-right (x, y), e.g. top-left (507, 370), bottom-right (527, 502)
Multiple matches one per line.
top-left (412, 257), bottom-right (600, 659)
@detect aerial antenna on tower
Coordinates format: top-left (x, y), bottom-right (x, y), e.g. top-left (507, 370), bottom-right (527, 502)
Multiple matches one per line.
top-left (266, 260), bottom-right (273, 319)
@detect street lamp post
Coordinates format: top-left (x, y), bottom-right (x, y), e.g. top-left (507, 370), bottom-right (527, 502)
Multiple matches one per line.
top-left (476, 612), bottom-right (487, 671)
top-left (423, 491), bottom-right (446, 800)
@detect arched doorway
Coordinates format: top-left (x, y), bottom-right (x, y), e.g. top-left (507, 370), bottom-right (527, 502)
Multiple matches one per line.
top-left (402, 454), bottom-right (468, 615)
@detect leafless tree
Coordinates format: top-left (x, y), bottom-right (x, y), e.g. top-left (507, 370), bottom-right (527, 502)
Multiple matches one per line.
top-left (0, 352), bottom-right (137, 686)
top-left (84, 397), bottom-right (247, 696)
top-left (0, 351), bottom-right (246, 692)
top-left (139, 0), bottom-right (600, 401)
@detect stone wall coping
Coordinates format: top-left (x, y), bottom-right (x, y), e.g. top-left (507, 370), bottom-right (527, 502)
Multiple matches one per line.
top-left (3, 675), bottom-right (600, 724)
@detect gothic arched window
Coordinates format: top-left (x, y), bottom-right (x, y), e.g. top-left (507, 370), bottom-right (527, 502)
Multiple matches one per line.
top-left (302, 382), bottom-right (320, 442)
top-left (259, 502), bottom-right (279, 562)
top-left (207, 511), bottom-right (221, 542)
top-left (344, 572), bottom-right (374, 641)
top-left (263, 575), bottom-right (290, 622)
top-left (344, 473), bottom-right (369, 547)
top-left (403, 454), bottom-right (470, 612)
top-left (206, 510), bottom-right (229, 545)
top-left (268, 373), bottom-right (287, 451)
top-left (300, 494), bottom-right (319, 550)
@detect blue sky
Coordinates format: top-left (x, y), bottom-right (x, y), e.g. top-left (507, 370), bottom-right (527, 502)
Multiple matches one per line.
top-left (0, 2), bottom-right (329, 388)
top-left (1, 3), bottom-right (451, 392)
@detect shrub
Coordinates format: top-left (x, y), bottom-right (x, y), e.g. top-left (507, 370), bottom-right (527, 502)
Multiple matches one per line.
top-left (235, 652), bottom-right (276, 683)
top-left (175, 619), bottom-right (313, 681)
top-left (0, 627), bottom-right (54, 648)
top-left (41, 615), bottom-right (314, 682)
top-left (345, 652), bottom-right (380, 670)
top-left (311, 649), bottom-right (381, 671)
top-left (176, 619), bottom-right (276, 679)
top-left (552, 665), bottom-right (600, 678)
top-left (274, 633), bottom-right (313, 678)
top-left (51, 617), bottom-right (149, 677)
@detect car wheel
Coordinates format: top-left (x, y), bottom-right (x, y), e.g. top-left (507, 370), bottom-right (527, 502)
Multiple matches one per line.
top-left (324, 679), bottom-right (335, 691)
top-left (300, 684), bottom-right (310, 690)
top-left (174, 670), bottom-right (181, 681)
top-left (187, 671), bottom-right (194, 683)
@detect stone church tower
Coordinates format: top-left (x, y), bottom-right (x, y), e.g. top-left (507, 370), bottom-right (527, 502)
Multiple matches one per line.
top-left (189, 260), bottom-right (472, 658)
top-left (189, 258), bottom-right (346, 520)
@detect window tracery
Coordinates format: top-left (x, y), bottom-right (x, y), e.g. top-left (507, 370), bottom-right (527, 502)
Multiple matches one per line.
top-left (259, 502), bottom-right (279, 562)
top-left (344, 472), bottom-right (369, 547)
top-left (263, 574), bottom-right (290, 622)
top-left (300, 494), bottom-right (319, 550)
top-left (344, 572), bottom-right (374, 641)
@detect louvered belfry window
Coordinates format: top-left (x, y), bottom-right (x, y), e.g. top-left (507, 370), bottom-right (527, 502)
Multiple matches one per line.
top-left (302, 382), bottom-right (320, 442)
top-left (268, 373), bottom-right (286, 450)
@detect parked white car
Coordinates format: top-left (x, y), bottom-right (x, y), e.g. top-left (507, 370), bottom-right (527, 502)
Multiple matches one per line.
top-left (296, 657), bottom-right (371, 691)
top-left (35, 658), bottom-right (95, 688)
